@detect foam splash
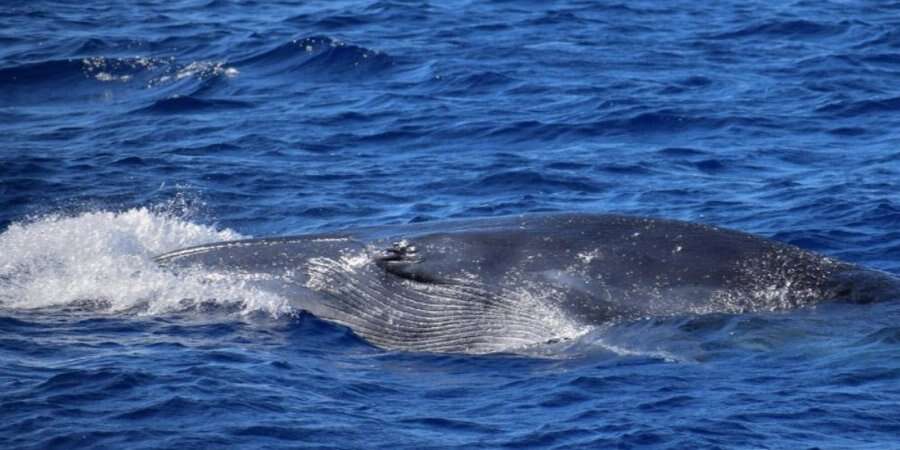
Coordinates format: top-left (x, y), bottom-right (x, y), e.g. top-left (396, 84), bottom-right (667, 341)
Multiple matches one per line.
top-left (0, 208), bottom-right (291, 316)
top-left (80, 56), bottom-right (238, 87)
top-left (152, 60), bottom-right (239, 86)
top-left (81, 56), bottom-right (165, 83)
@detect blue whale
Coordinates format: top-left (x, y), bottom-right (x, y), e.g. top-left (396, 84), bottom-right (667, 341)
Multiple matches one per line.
top-left (155, 214), bottom-right (899, 353)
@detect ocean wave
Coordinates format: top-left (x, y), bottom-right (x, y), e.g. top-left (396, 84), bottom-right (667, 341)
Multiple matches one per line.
top-left (0, 59), bottom-right (85, 86)
top-left (0, 56), bottom-right (238, 105)
top-left (598, 110), bottom-right (729, 133)
top-left (816, 95), bottom-right (900, 117)
top-left (655, 147), bottom-right (711, 158)
top-left (69, 37), bottom-right (155, 56)
top-left (0, 57), bottom-right (167, 88)
top-left (137, 95), bottom-right (253, 114)
top-left (234, 36), bottom-right (394, 79)
top-left (429, 70), bottom-right (519, 95)
top-left (474, 108), bottom-right (764, 142)
top-left (708, 19), bottom-right (849, 40)
top-left (473, 170), bottom-right (609, 194)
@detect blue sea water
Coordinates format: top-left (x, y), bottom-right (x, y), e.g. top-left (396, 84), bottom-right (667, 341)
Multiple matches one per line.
top-left (2, 0), bottom-right (900, 448)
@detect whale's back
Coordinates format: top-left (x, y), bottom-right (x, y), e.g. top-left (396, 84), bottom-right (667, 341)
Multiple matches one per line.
top-left (154, 214), bottom-right (898, 353)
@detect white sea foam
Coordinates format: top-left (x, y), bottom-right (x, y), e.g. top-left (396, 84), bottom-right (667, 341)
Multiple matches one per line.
top-left (0, 208), bottom-right (292, 317)
top-left (80, 56), bottom-right (238, 86)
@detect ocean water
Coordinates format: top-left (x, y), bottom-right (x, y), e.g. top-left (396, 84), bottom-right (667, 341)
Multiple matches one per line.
top-left (2, 0), bottom-right (900, 448)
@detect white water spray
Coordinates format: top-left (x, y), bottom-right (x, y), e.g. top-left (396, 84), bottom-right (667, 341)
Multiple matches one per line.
top-left (0, 208), bottom-right (292, 316)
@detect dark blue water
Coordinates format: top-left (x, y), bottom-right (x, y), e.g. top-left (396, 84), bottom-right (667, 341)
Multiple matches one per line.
top-left (2, 1), bottom-right (900, 448)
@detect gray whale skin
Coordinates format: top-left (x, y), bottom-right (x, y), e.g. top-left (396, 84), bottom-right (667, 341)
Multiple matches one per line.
top-left (155, 213), bottom-right (899, 353)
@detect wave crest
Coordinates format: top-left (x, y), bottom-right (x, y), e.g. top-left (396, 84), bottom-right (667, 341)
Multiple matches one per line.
top-left (236, 36), bottom-right (394, 79)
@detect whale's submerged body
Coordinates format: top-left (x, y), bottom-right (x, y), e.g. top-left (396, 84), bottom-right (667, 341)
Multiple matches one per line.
top-left (155, 214), bottom-right (899, 353)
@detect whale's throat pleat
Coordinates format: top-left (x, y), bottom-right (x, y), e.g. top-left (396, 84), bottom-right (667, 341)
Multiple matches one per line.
top-left (303, 254), bottom-right (579, 354)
